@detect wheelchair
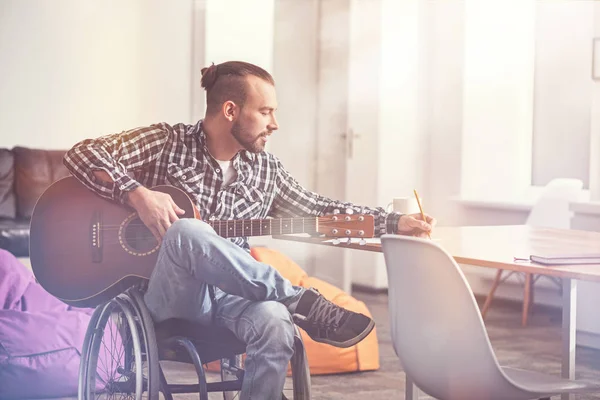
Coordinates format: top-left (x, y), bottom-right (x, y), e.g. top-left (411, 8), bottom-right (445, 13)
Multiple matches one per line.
top-left (78, 284), bottom-right (312, 399)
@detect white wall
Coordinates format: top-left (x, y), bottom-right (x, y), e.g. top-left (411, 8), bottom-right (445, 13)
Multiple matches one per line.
top-left (589, 2), bottom-right (600, 202)
top-left (205, 0), bottom-right (274, 71)
top-left (0, 0), bottom-right (326, 277)
top-left (271, 0), bottom-right (319, 198)
top-left (350, 0), bottom-right (427, 289)
top-left (0, 0), bottom-right (193, 150)
top-left (6, 1), bottom-right (600, 332)
top-left (425, 0), bottom-right (464, 227)
top-left (426, 0), bottom-right (599, 225)
top-left (249, 0), bottom-right (323, 276)
top-left (420, 0), bottom-right (600, 350)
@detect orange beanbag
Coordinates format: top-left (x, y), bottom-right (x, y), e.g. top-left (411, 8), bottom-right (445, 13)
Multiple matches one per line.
top-left (250, 247), bottom-right (379, 375)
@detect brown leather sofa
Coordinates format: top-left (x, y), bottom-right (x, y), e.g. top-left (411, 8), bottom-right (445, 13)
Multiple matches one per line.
top-left (0, 147), bottom-right (69, 257)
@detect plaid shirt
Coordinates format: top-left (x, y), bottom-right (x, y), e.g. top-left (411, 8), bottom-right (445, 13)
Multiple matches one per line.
top-left (63, 120), bottom-right (401, 250)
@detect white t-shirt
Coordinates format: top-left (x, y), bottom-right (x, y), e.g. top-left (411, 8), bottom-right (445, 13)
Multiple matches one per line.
top-left (216, 159), bottom-right (236, 186)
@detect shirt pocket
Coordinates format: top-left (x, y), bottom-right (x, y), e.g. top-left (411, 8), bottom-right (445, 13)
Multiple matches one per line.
top-left (167, 163), bottom-right (205, 194)
top-left (232, 184), bottom-right (265, 220)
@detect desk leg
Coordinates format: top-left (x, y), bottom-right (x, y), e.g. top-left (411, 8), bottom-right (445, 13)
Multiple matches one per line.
top-left (561, 278), bottom-right (577, 400)
top-left (405, 375), bottom-right (419, 400)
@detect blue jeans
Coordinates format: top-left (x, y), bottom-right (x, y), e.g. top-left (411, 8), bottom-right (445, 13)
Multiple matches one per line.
top-left (144, 219), bottom-right (304, 400)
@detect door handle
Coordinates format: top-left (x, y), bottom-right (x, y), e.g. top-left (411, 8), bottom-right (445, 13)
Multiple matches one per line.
top-left (341, 129), bottom-right (361, 159)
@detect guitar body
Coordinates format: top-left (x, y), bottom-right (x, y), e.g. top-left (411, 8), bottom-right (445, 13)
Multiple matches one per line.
top-left (30, 177), bottom-right (197, 308)
top-left (30, 177), bottom-right (374, 308)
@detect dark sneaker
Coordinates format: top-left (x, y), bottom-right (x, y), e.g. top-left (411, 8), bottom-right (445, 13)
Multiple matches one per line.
top-left (292, 288), bottom-right (375, 348)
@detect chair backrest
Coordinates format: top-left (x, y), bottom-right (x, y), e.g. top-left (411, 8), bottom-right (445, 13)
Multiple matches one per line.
top-left (380, 235), bottom-right (534, 400)
top-left (526, 178), bottom-right (584, 229)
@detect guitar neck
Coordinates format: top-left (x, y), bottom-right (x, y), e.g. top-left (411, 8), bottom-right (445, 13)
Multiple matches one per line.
top-left (207, 217), bottom-right (318, 238)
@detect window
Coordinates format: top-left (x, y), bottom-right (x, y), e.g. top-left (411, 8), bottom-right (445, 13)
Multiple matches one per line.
top-left (461, 0), bottom-right (596, 200)
top-left (531, 1), bottom-right (593, 189)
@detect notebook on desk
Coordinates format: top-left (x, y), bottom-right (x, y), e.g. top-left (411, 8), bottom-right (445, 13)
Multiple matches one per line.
top-left (530, 253), bottom-right (600, 265)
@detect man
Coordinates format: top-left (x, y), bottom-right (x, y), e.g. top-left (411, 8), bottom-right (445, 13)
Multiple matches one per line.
top-left (64, 61), bottom-right (436, 399)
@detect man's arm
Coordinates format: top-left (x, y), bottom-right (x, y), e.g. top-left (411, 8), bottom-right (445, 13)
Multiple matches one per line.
top-left (63, 124), bottom-right (169, 204)
top-left (269, 157), bottom-right (401, 237)
top-left (64, 124), bottom-right (185, 240)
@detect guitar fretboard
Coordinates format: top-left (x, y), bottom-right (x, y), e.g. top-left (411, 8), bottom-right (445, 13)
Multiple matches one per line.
top-left (207, 217), bottom-right (318, 238)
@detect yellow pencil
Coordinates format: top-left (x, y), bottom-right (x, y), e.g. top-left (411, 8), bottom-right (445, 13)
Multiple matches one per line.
top-left (413, 189), bottom-right (431, 239)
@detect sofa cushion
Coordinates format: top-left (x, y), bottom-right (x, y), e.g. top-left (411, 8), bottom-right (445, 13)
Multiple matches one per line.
top-left (13, 147), bottom-right (70, 219)
top-left (0, 219), bottom-right (30, 258)
top-left (0, 149), bottom-right (16, 219)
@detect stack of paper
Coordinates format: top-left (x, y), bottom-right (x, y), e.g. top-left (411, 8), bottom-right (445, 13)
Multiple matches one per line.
top-left (530, 253), bottom-right (600, 265)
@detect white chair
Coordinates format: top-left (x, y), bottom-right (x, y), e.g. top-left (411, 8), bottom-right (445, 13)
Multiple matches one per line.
top-left (380, 234), bottom-right (600, 400)
top-left (481, 178), bottom-right (585, 326)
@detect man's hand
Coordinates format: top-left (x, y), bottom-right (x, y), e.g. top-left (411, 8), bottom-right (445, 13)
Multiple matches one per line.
top-left (127, 187), bottom-right (186, 242)
top-left (397, 213), bottom-right (437, 238)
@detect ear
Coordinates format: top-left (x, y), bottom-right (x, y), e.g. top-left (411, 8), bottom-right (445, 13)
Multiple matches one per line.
top-left (222, 101), bottom-right (238, 122)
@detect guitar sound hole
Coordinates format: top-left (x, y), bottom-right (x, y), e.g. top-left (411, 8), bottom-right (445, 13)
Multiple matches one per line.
top-left (123, 217), bottom-right (158, 253)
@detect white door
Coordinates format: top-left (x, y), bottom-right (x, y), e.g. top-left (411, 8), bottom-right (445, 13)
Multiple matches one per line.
top-left (313, 0), bottom-right (353, 291)
top-left (314, 0), bottom-right (424, 291)
top-left (343, 0), bottom-right (387, 290)
top-left (314, 0), bottom-right (384, 292)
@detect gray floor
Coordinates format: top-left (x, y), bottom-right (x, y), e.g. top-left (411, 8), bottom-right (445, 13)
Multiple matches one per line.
top-left (161, 291), bottom-right (600, 399)
top-left (39, 291), bottom-right (600, 399)
top-left (306, 291), bottom-right (600, 400)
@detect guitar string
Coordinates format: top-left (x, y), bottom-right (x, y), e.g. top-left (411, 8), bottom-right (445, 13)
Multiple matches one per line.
top-left (96, 222), bottom-right (358, 240)
top-left (93, 221), bottom-right (362, 244)
top-left (93, 218), bottom-right (325, 229)
top-left (95, 234), bottom-right (362, 246)
top-left (95, 223), bottom-right (321, 230)
top-left (95, 229), bottom-right (365, 246)
top-left (86, 215), bottom-right (369, 228)
top-left (92, 219), bottom-right (354, 229)
top-left (89, 219), bottom-right (366, 246)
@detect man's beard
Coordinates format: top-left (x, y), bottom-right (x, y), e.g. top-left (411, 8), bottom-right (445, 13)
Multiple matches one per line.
top-left (231, 120), bottom-right (266, 153)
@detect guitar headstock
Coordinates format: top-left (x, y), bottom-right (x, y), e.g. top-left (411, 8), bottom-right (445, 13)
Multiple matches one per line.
top-left (316, 214), bottom-right (375, 238)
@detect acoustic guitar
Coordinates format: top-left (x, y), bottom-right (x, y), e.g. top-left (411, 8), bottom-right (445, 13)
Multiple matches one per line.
top-left (29, 176), bottom-right (374, 307)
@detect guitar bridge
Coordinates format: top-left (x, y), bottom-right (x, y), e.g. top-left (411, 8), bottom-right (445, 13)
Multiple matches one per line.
top-left (91, 211), bottom-right (102, 263)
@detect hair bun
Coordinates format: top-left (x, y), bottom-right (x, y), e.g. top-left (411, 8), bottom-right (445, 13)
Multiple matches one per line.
top-left (201, 63), bottom-right (219, 91)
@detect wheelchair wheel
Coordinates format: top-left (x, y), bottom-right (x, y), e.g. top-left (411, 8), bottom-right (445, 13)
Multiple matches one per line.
top-left (79, 291), bottom-right (159, 399)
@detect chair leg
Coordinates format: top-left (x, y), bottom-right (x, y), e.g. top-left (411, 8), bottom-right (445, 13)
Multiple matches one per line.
top-left (481, 269), bottom-right (504, 319)
top-left (530, 275), bottom-right (535, 313)
top-left (522, 273), bottom-right (534, 327)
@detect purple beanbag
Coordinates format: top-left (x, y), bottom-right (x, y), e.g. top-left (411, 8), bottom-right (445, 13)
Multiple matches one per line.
top-left (0, 249), bottom-right (100, 398)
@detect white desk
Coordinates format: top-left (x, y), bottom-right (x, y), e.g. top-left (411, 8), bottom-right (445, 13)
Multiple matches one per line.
top-left (276, 225), bottom-right (600, 400)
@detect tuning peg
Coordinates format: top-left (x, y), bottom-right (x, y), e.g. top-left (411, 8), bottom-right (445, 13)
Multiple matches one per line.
top-left (345, 237), bottom-right (352, 245)
top-left (359, 239), bottom-right (367, 246)
top-left (345, 208), bottom-right (354, 215)
top-left (333, 209), bottom-right (340, 215)
top-left (332, 239), bottom-right (341, 245)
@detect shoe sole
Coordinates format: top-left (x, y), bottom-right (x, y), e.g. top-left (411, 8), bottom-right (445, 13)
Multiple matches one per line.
top-left (310, 319), bottom-right (376, 348)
